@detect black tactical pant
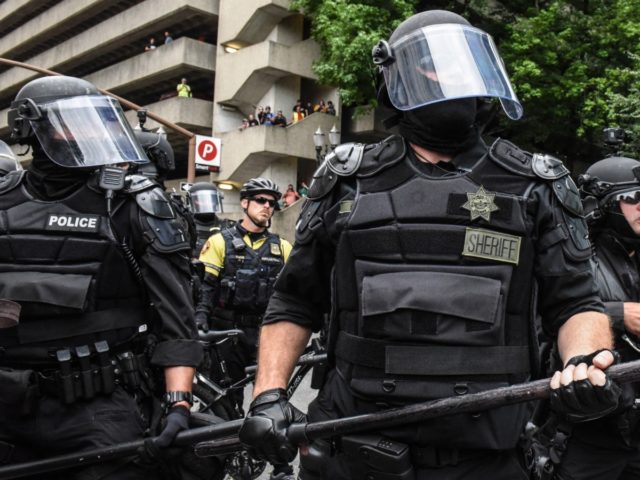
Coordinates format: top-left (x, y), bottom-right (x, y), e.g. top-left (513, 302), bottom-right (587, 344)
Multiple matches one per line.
top-left (556, 435), bottom-right (640, 480)
top-left (0, 385), bottom-right (149, 480)
top-left (299, 370), bottom-right (528, 480)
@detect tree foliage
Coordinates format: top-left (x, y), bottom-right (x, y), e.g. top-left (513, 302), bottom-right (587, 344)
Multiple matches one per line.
top-left (501, 0), bottom-right (640, 164)
top-left (290, 0), bottom-right (418, 111)
top-left (292, 0), bottom-right (640, 163)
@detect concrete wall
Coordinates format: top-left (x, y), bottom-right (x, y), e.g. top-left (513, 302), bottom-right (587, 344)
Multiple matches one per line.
top-left (270, 196), bottom-right (302, 244)
top-left (0, 0), bottom-right (219, 98)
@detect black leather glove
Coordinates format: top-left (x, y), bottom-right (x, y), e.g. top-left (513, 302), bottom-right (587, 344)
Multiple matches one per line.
top-left (550, 349), bottom-right (622, 422)
top-left (194, 311), bottom-right (209, 332)
top-left (238, 388), bottom-right (306, 464)
top-left (154, 405), bottom-right (191, 448)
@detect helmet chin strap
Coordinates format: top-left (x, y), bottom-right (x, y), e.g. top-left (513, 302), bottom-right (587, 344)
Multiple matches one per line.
top-left (243, 207), bottom-right (270, 230)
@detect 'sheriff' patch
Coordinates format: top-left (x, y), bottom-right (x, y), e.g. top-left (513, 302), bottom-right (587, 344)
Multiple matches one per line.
top-left (45, 214), bottom-right (101, 233)
top-left (462, 227), bottom-right (521, 265)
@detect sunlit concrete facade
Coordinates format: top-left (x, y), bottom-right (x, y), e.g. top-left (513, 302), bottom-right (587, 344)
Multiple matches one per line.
top-left (0, 0), bottom-right (387, 217)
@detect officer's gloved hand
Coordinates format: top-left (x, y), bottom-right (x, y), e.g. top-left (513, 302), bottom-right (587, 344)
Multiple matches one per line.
top-left (155, 405), bottom-right (191, 448)
top-left (239, 388), bottom-right (306, 464)
top-left (194, 311), bottom-right (209, 332)
top-left (550, 349), bottom-right (622, 422)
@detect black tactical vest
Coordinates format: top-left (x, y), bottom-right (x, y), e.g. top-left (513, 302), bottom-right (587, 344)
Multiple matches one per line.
top-left (324, 137), bottom-right (577, 449)
top-left (0, 173), bottom-right (146, 348)
top-left (217, 227), bottom-right (284, 314)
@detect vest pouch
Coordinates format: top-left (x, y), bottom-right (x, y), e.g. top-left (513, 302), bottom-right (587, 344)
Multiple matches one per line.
top-left (0, 271), bottom-right (92, 318)
top-left (0, 368), bottom-right (39, 416)
top-left (360, 269), bottom-right (505, 346)
top-left (219, 277), bottom-right (235, 306)
top-left (232, 269), bottom-right (258, 309)
top-left (256, 278), bottom-right (270, 309)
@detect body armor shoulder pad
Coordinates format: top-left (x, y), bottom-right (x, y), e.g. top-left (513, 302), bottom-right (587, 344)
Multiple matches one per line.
top-left (357, 135), bottom-right (406, 178)
top-left (124, 174), bottom-right (156, 194)
top-left (133, 186), bottom-right (176, 219)
top-left (308, 136), bottom-right (405, 200)
top-left (308, 158), bottom-right (339, 200)
top-left (488, 139), bottom-right (537, 178)
top-left (0, 170), bottom-right (25, 195)
top-left (531, 153), bottom-right (570, 180)
top-left (552, 175), bottom-right (583, 216)
top-left (326, 143), bottom-right (365, 177)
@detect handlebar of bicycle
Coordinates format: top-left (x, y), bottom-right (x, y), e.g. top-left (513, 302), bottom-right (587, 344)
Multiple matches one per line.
top-left (198, 329), bottom-right (245, 342)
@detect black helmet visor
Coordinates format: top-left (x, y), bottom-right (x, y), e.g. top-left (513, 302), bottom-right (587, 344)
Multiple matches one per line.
top-left (30, 95), bottom-right (149, 168)
top-left (382, 24), bottom-right (522, 119)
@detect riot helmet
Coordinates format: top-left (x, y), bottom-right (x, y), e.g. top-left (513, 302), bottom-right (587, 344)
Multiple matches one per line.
top-left (373, 10), bottom-right (522, 120)
top-left (579, 156), bottom-right (640, 243)
top-left (8, 76), bottom-right (149, 168)
top-left (133, 130), bottom-right (175, 181)
top-left (0, 140), bottom-right (21, 176)
top-left (240, 177), bottom-right (281, 202)
top-left (187, 182), bottom-right (223, 216)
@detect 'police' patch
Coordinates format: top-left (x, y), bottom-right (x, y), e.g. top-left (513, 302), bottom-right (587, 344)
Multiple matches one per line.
top-left (270, 243), bottom-right (282, 256)
top-left (45, 214), bottom-right (101, 233)
top-left (462, 227), bottom-right (521, 265)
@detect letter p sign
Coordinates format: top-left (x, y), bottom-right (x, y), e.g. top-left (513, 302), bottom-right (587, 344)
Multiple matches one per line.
top-left (195, 135), bottom-right (221, 169)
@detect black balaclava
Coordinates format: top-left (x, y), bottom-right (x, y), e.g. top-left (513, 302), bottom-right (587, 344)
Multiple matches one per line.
top-left (398, 98), bottom-right (479, 154)
top-left (25, 142), bottom-right (91, 200)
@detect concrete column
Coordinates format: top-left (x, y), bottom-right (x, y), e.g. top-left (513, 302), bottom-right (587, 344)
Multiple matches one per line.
top-left (259, 156), bottom-right (297, 196)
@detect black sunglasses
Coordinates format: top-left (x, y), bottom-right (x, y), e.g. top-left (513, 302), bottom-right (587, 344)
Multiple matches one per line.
top-left (250, 197), bottom-right (277, 208)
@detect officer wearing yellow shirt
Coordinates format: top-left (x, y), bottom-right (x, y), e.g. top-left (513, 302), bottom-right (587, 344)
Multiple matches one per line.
top-left (196, 177), bottom-right (292, 402)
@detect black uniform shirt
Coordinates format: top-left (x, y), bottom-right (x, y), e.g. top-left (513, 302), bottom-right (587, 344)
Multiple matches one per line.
top-left (263, 138), bottom-right (603, 336)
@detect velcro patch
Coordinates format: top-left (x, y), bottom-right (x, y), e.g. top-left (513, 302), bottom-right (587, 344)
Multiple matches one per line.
top-left (269, 243), bottom-right (282, 256)
top-left (462, 227), bottom-right (521, 265)
top-left (339, 200), bottom-right (353, 214)
top-left (45, 214), bottom-right (101, 233)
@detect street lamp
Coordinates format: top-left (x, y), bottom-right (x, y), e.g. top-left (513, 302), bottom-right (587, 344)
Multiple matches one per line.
top-left (313, 125), bottom-right (341, 165)
top-left (329, 124), bottom-right (341, 149)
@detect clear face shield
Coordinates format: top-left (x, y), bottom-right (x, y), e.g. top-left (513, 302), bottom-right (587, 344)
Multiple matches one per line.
top-left (382, 24), bottom-right (523, 120)
top-left (30, 95), bottom-right (149, 168)
top-left (0, 142), bottom-right (21, 173)
top-left (190, 189), bottom-right (223, 214)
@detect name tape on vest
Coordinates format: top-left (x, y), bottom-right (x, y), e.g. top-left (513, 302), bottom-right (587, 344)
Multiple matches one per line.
top-left (46, 214), bottom-right (101, 233)
top-left (462, 227), bottom-right (521, 265)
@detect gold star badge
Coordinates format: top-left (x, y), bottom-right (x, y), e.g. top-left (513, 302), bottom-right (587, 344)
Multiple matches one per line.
top-left (461, 186), bottom-right (499, 222)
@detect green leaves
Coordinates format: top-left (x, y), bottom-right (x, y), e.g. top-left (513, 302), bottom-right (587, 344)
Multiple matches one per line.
top-left (291, 0), bottom-right (418, 111)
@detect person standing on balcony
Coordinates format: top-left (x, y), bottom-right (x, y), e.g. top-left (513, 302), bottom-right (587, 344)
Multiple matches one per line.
top-left (164, 31), bottom-right (173, 45)
top-left (177, 78), bottom-right (192, 98)
top-left (272, 110), bottom-right (287, 127)
top-left (292, 105), bottom-right (305, 124)
top-left (144, 36), bottom-right (156, 51)
top-left (282, 184), bottom-right (301, 207)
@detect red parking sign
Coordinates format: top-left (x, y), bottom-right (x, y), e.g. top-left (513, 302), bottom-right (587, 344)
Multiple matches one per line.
top-left (195, 135), bottom-right (221, 168)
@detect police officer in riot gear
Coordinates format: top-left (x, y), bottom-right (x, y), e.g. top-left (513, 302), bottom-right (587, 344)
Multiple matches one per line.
top-left (551, 156), bottom-right (640, 480)
top-left (196, 177), bottom-right (293, 479)
top-left (0, 140), bottom-right (21, 177)
top-left (133, 129), bottom-right (176, 186)
top-left (0, 76), bottom-right (202, 479)
top-left (187, 182), bottom-right (227, 257)
top-left (239, 10), bottom-right (617, 480)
